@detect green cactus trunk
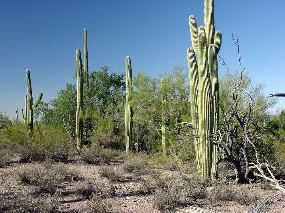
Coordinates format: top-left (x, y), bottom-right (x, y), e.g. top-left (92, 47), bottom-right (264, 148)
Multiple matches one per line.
top-left (125, 56), bottom-right (133, 155)
top-left (83, 28), bottom-right (89, 88)
top-left (25, 69), bottom-right (33, 134)
top-left (76, 49), bottom-right (84, 151)
top-left (187, 0), bottom-right (222, 179)
top-left (23, 69), bottom-right (43, 135)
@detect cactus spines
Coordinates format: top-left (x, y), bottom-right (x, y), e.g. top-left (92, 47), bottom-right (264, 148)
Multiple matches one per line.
top-left (187, 0), bottom-right (222, 179)
top-left (23, 69), bottom-right (43, 134)
top-left (83, 28), bottom-right (89, 88)
top-left (125, 56), bottom-right (133, 155)
top-left (76, 49), bottom-right (84, 151)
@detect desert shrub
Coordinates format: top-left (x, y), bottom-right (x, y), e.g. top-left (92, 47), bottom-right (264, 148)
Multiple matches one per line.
top-left (0, 195), bottom-right (59, 213)
top-left (81, 144), bottom-right (122, 165)
top-left (88, 196), bottom-right (117, 213)
top-left (100, 167), bottom-right (134, 183)
top-left (1, 122), bottom-right (30, 144)
top-left (79, 182), bottom-right (116, 200)
top-left (91, 131), bottom-right (124, 150)
top-left (209, 184), bottom-right (257, 206)
top-left (64, 170), bottom-right (84, 182)
top-left (18, 142), bottom-right (46, 163)
top-left (209, 185), bottom-right (235, 202)
top-left (1, 123), bottom-right (73, 163)
top-left (123, 156), bottom-right (151, 175)
top-left (19, 163), bottom-right (79, 195)
top-left (0, 142), bottom-right (16, 167)
top-left (154, 176), bottom-right (207, 211)
top-left (35, 125), bottom-right (73, 162)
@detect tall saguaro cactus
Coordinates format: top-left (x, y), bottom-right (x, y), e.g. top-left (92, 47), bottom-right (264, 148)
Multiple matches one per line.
top-left (76, 49), bottom-right (84, 151)
top-left (83, 28), bottom-right (89, 88)
top-left (23, 69), bottom-right (43, 134)
top-left (187, 0), bottom-right (222, 179)
top-left (125, 56), bottom-right (133, 155)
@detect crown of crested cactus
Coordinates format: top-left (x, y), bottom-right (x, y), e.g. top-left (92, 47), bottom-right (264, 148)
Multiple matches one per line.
top-left (125, 56), bottom-right (133, 155)
top-left (187, 0), bottom-right (222, 179)
top-left (76, 49), bottom-right (84, 151)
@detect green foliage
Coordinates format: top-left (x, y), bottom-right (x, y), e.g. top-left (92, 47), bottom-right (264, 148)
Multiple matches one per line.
top-left (219, 72), bottom-right (276, 161)
top-left (42, 66), bottom-right (125, 148)
top-left (132, 67), bottom-right (190, 154)
top-left (0, 113), bottom-right (11, 129)
top-left (0, 122), bottom-right (73, 162)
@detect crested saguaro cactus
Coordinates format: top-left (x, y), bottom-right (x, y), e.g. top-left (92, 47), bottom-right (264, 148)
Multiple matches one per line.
top-left (23, 69), bottom-right (43, 134)
top-left (125, 56), bottom-right (133, 155)
top-left (187, 0), bottom-right (222, 179)
top-left (83, 28), bottom-right (89, 88)
top-left (76, 49), bottom-right (84, 151)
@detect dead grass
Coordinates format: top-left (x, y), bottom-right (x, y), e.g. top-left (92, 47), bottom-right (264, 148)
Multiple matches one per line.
top-left (153, 175), bottom-right (207, 211)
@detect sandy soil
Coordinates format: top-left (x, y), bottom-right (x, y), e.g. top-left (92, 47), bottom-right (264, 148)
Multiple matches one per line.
top-left (1, 159), bottom-right (285, 213)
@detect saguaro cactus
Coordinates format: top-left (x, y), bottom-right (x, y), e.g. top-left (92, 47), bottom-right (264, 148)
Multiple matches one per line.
top-left (23, 69), bottom-right (43, 134)
top-left (125, 56), bottom-right (133, 155)
top-left (76, 49), bottom-right (84, 151)
top-left (83, 28), bottom-right (89, 88)
top-left (187, 0), bottom-right (222, 179)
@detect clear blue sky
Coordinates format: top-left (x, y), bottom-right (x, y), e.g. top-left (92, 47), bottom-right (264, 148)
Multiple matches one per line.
top-left (0, 0), bottom-right (285, 117)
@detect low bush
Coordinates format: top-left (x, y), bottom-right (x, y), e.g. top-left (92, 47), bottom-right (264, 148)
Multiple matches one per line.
top-left (79, 182), bottom-right (116, 200)
top-left (123, 157), bottom-right (151, 176)
top-left (209, 184), bottom-right (257, 206)
top-left (0, 195), bottom-right (59, 213)
top-left (100, 167), bottom-right (134, 183)
top-left (0, 142), bottom-right (16, 167)
top-left (19, 163), bottom-right (81, 195)
top-left (18, 142), bottom-right (47, 163)
top-left (1, 123), bottom-right (73, 163)
top-left (81, 144), bottom-right (122, 165)
top-left (154, 176), bottom-right (207, 211)
top-left (88, 195), bottom-right (117, 213)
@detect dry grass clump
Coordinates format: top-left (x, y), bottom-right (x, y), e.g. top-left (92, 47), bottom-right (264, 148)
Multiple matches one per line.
top-left (153, 175), bottom-right (207, 211)
top-left (79, 181), bottom-right (116, 200)
top-left (81, 144), bottom-right (122, 165)
top-left (0, 194), bottom-right (59, 213)
top-left (123, 157), bottom-right (151, 176)
top-left (100, 167), bottom-right (135, 183)
top-left (19, 163), bottom-right (83, 195)
top-left (209, 184), bottom-right (258, 206)
top-left (18, 142), bottom-right (47, 163)
top-left (0, 142), bottom-right (17, 167)
top-left (88, 195), bottom-right (118, 213)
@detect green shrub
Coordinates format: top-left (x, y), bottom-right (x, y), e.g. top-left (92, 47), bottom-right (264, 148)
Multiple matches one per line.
top-left (1, 122), bottom-right (30, 144)
top-left (1, 123), bottom-right (73, 163)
